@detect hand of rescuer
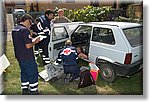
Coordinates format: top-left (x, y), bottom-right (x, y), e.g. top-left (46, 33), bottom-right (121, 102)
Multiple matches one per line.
top-left (26, 37), bottom-right (40, 49)
top-left (34, 37), bottom-right (40, 44)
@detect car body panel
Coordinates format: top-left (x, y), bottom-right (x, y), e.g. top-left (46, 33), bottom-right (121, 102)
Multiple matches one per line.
top-left (48, 22), bottom-right (143, 77)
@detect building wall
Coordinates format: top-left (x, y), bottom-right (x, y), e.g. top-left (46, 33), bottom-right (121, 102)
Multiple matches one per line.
top-left (132, 3), bottom-right (143, 19)
top-left (25, 0), bottom-right (115, 12)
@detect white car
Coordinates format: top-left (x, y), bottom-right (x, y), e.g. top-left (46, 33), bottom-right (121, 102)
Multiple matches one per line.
top-left (14, 9), bottom-right (25, 14)
top-left (48, 22), bottom-right (143, 82)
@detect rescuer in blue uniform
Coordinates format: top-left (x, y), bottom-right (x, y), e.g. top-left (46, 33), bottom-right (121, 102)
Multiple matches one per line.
top-left (12, 14), bottom-right (40, 95)
top-left (37, 9), bottom-right (54, 65)
top-left (12, 14), bottom-right (40, 94)
top-left (55, 40), bottom-right (80, 82)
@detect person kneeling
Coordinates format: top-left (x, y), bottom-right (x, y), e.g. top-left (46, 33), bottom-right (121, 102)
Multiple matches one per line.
top-left (54, 40), bottom-right (80, 82)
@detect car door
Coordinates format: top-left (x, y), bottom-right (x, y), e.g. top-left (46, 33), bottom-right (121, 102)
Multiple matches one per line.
top-left (48, 26), bottom-right (69, 61)
top-left (89, 26), bottom-right (118, 63)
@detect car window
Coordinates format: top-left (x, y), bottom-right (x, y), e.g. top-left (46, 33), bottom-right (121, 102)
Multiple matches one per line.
top-left (92, 27), bottom-right (115, 45)
top-left (52, 27), bottom-right (69, 41)
top-left (71, 25), bottom-right (92, 45)
top-left (123, 26), bottom-right (143, 47)
top-left (74, 25), bottom-right (92, 34)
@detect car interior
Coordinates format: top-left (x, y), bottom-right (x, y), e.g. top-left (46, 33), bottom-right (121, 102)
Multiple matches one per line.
top-left (71, 26), bottom-right (92, 56)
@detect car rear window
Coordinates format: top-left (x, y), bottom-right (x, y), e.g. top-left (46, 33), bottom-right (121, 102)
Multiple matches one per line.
top-left (123, 26), bottom-right (143, 47)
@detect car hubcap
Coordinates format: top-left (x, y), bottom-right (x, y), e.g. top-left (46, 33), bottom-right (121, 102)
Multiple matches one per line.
top-left (102, 67), bottom-right (112, 78)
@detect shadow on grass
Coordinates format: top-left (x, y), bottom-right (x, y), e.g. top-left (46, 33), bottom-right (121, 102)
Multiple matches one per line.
top-left (45, 79), bottom-right (98, 95)
top-left (37, 57), bottom-right (143, 95)
top-left (95, 70), bottom-right (143, 95)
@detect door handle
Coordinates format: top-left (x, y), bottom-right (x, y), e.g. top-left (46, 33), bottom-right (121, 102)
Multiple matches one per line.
top-left (134, 55), bottom-right (138, 57)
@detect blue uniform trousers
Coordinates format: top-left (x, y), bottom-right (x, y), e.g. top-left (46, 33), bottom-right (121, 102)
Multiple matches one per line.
top-left (63, 65), bottom-right (80, 80)
top-left (39, 35), bottom-right (50, 65)
top-left (18, 60), bottom-right (38, 93)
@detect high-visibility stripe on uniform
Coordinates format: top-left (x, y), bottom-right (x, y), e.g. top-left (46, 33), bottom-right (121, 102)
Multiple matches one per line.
top-left (34, 51), bottom-right (39, 55)
top-left (39, 16), bottom-right (44, 23)
top-left (45, 61), bottom-right (50, 64)
top-left (57, 59), bottom-right (62, 61)
top-left (37, 22), bottom-right (43, 31)
top-left (22, 82), bottom-right (29, 86)
top-left (12, 28), bottom-right (20, 31)
top-left (30, 88), bottom-right (38, 92)
top-left (76, 57), bottom-right (78, 60)
top-left (21, 86), bottom-right (28, 89)
top-left (30, 82), bottom-right (38, 87)
top-left (43, 58), bottom-right (50, 60)
top-left (39, 49), bottom-right (43, 53)
top-left (43, 29), bottom-right (50, 33)
top-left (21, 82), bottom-right (29, 90)
top-left (39, 51), bottom-right (43, 53)
top-left (30, 82), bottom-right (38, 91)
top-left (30, 82), bottom-right (38, 92)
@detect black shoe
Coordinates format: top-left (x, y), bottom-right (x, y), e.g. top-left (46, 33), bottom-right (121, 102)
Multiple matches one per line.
top-left (69, 76), bottom-right (79, 82)
top-left (69, 77), bottom-right (74, 82)
top-left (22, 89), bottom-right (30, 95)
top-left (30, 90), bottom-right (39, 95)
top-left (64, 74), bottom-right (71, 83)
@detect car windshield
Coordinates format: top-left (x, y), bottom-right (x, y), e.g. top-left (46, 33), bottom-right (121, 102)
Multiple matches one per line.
top-left (123, 26), bottom-right (143, 47)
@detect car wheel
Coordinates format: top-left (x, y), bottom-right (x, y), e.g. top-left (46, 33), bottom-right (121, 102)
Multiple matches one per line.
top-left (100, 63), bottom-right (116, 83)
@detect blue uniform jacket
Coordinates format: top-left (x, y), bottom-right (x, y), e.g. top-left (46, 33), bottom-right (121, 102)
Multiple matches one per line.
top-left (56, 45), bottom-right (78, 66)
top-left (37, 15), bottom-right (51, 36)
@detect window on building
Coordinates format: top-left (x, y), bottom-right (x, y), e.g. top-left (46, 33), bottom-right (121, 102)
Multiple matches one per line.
top-left (52, 0), bottom-right (62, 3)
top-left (6, 8), bottom-right (13, 14)
top-left (90, 0), bottom-right (99, 7)
top-left (66, 0), bottom-right (75, 3)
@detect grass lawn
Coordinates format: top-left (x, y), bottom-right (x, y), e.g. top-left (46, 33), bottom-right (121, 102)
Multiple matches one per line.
top-left (3, 41), bottom-right (143, 95)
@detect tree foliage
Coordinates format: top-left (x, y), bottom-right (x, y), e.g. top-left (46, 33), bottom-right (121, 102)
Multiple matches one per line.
top-left (63, 6), bottom-right (113, 22)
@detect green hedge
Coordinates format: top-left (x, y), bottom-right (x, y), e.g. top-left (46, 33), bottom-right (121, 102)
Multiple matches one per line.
top-left (54, 5), bottom-right (142, 23)
top-left (58, 6), bottom-right (113, 22)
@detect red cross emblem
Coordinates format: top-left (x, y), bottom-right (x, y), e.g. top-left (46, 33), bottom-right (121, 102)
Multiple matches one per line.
top-left (63, 48), bottom-right (71, 55)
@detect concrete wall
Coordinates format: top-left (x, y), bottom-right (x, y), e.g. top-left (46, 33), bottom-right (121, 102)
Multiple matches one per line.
top-left (6, 14), bottom-right (14, 32)
top-left (25, 0), bottom-right (115, 12)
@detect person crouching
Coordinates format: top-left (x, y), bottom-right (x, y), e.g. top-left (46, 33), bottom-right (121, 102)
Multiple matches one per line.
top-left (54, 40), bottom-right (80, 82)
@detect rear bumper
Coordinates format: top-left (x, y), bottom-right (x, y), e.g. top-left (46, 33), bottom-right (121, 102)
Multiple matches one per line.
top-left (114, 59), bottom-right (143, 76)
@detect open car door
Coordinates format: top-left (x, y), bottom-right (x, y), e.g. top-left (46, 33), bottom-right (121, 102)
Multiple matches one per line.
top-left (48, 25), bottom-right (69, 61)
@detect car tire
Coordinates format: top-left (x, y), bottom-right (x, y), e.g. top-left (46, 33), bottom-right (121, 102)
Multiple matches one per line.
top-left (99, 63), bottom-right (116, 83)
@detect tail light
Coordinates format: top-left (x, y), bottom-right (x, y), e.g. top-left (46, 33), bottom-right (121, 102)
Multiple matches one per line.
top-left (124, 53), bottom-right (132, 64)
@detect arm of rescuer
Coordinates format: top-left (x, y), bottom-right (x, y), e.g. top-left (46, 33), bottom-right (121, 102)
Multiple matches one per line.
top-left (54, 49), bottom-right (63, 65)
top-left (26, 37), bottom-right (40, 49)
top-left (22, 29), bottom-right (41, 49)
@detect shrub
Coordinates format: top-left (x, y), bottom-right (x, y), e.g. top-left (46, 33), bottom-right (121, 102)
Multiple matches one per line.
top-left (63, 6), bottom-right (113, 22)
